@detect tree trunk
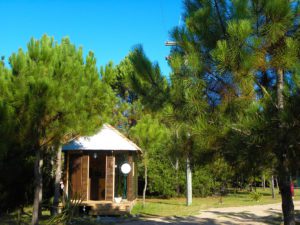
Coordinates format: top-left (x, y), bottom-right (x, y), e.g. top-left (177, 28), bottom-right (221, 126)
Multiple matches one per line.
top-left (262, 175), bottom-right (266, 190)
top-left (277, 68), bottom-right (295, 225)
top-left (277, 69), bottom-right (284, 110)
top-left (279, 170), bottom-right (295, 225)
top-left (52, 145), bottom-right (62, 215)
top-left (186, 156), bottom-right (192, 206)
top-left (32, 149), bottom-right (43, 225)
top-left (142, 165), bottom-right (147, 208)
top-left (271, 175), bottom-right (275, 199)
top-left (175, 158), bottom-right (180, 196)
top-left (175, 130), bottom-right (180, 196)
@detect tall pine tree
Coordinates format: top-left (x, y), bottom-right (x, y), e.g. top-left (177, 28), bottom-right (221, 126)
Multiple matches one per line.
top-left (7, 35), bottom-right (114, 224)
top-left (179, 0), bottom-right (300, 224)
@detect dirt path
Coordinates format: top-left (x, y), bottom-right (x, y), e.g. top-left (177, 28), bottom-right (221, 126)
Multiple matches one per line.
top-left (121, 201), bottom-right (300, 225)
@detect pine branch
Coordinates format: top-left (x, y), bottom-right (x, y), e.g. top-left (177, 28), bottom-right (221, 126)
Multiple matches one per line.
top-left (213, 0), bottom-right (227, 38)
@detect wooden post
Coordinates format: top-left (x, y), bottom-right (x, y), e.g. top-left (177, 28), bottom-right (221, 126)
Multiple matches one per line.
top-left (81, 155), bottom-right (88, 201)
top-left (66, 152), bottom-right (69, 198)
top-left (87, 155), bottom-right (89, 201)
top-left (127, 155), bottom-right (134, 201)
top-left (105, 154), bottom-right (115, 201)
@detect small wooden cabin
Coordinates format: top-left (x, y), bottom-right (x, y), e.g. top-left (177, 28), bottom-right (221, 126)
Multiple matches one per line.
top-left (62, 124), bottom-right (141, 215)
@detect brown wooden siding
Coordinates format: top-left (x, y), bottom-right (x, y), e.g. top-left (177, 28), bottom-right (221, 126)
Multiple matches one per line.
top-left (134, 159), bottom-right (138, 199)
top-left (65, 152), bottom-right (69, 197)
top-left (69, 153), bottom-right (88, 201)
top-left (81, 155), bottom-right (88, 200)
top-left (105, 155), bottom-right (115, 201)
top-left (69, 154), bottom-right (82, 197)
top-left (127, 155), bottom-right (134, 201)
top-left (66, 151), bottom-right (138, 204)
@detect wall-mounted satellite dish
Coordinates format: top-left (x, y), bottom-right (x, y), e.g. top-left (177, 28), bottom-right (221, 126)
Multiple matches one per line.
top-left (121, 163), bottom-right (131, 175)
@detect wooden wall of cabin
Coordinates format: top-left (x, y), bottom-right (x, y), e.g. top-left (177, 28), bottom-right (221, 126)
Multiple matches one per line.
top-left (127, 153), bottom-right (138, 201)
top-left (65, 151), bottom-right (138, 202)
top-left (133, 154), bottom-right (138, 199)
top-left (127, 154), bottom-right (134, 201)
top-left (68, 152), bottom-right (88, 201)
top-left (105, 154), bottom-right (115, 201)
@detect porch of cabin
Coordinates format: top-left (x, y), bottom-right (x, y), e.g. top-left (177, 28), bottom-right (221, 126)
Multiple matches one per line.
top-left (80, 200), bottom-right (136, 215)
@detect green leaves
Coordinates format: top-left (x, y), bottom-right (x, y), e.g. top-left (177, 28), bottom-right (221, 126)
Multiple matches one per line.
top-left (0, 35), bottom-right (117, 212)
top-left (4, 35), bottom-right (114, 147)
top-left (228, 19), bottom-right (253, 41)
top-left (212, 19), bottom-right (254, 76)
top-left (130, 114), bottom-right (170, 163)
top-left (262, 0), bottom-right (293, 44)
top-left (129, 46), bottom-right (169, 111)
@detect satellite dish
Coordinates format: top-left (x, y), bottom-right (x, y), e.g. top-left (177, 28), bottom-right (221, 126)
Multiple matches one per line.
top-left (121, 163), bottom-right (131, 175)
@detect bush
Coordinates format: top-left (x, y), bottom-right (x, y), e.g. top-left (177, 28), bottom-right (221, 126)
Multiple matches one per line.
top-left (46, 192), bottom-right (83, 225)
top-left (192, 167), bottom-right (215, 197)
top-left (249, 191), bottom-right (262, 202)
top-left (147, 156), bottom-right (185, 198)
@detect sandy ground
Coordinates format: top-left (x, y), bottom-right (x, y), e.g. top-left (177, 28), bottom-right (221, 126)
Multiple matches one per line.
top-left (120, 201), bottom-right (300, 225)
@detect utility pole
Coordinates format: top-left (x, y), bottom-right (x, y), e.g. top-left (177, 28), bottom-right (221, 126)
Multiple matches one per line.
top-left (165, 41), bottom-right (192, 206)
top-left (165, 41), bottom-right (177, 46)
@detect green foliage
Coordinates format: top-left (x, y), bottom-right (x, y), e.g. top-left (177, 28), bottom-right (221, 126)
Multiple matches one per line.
top-left (8, 35), bottom-right (114, 145)
top-left (129, 46), bottom-right (170, 111)
top-left (128, 0), bottom-right (300, 207)
top-left (46, 193), bottom-right (82, 225)
top-left (147, 152), bottom-right (184, 198)
top-left (249, 191), bottom-right (262, 202)
top-left (193, 167), bottom-right (215, 197)
top-left (130, 114), bottom-right (177, 198)
top-left (130, 114), bottom-right (169, 164)
top-left (101, 57), bottom-right (142, 134)
top-left (0, 35), bottom-right (114, 212)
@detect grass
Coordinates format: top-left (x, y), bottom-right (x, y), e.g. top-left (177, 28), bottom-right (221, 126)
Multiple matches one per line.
top-left (131, 188), bottom-right (300, 217)
top-left (0, 209), bottom-right (102, 225)
top-left (0, 207), bottom-right (51, 225)
top-left (1, 188), bottom-right (299, 224)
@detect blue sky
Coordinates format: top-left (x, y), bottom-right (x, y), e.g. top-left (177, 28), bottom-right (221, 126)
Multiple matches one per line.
top-left (0, 0), bottom-right (183, 76)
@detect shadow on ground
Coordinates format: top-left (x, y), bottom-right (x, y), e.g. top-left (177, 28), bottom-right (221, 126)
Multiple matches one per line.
top-left (198, 210), bottom-right (281, 225)
top-left (2, 207), bottom-right (298, 225)
top-left (119, 210), bottom-right (283, 225)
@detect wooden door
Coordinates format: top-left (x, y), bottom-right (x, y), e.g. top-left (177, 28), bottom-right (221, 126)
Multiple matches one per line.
top-left (69, 154), bottom-right (82, 198)
top-left (69, 154), bottom-right (88, 200)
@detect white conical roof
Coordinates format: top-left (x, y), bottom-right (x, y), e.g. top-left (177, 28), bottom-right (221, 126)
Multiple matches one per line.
top-left (62, 124), bottom-right (141, 152)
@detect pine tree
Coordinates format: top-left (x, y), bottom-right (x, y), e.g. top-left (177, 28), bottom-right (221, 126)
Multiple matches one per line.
top-left (7, 35), bottom-right (114, 224)
top-left (101, 56), bottom-right (143, 134)
top-left (179, 0), bottom-right (300, 224)
top-left (130, 114), bottom-right (169, 207)
top-left (129, 44), bottom-right (210, 206)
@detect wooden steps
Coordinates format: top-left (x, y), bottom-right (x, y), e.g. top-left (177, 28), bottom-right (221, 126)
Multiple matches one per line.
top-left (81, 200), bottom-right (135, 216)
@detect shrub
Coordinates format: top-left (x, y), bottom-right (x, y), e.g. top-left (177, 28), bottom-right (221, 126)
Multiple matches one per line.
top-left (46, 192), bottom-right (83, 225)
top-left (249, 191), bottom-right (262, 202)
top-left (193, 167), bottom-right (215, 197)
